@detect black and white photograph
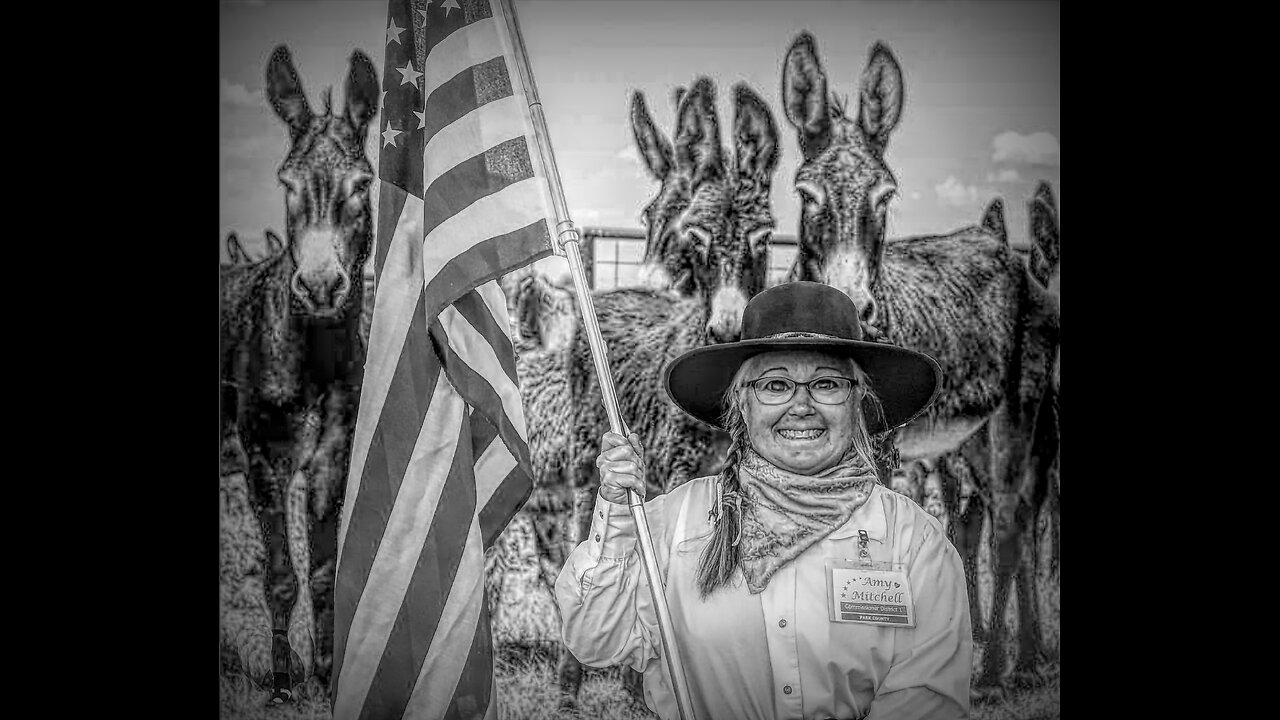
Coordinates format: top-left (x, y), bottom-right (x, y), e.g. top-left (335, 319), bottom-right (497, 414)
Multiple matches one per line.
top-left (219, 1), bottom-right (1060, 718)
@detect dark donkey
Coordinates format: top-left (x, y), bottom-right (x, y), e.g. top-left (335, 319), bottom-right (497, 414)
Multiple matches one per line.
top-left (780, 33), bottom-right (1060, 689)
top-left (220, 45), bottom-right (378, 704)
top-left (509, 77), bottom-right (779, 709)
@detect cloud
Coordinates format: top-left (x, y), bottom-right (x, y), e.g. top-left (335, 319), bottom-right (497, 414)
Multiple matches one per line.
top-left (986, 168), bottom-right (1022, 183)
top-left (992, 131), bottom-right (1060, 166)
top-left (935, 176), bottom-right (983, 207)
top-left (222, 78), bottom-right (264, 108)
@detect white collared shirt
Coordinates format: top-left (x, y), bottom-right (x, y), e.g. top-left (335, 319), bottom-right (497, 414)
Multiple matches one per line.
top-left (555, 478), bottom-right (972, 720)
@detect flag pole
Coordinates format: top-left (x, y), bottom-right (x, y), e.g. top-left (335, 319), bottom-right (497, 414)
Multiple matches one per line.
top-left (497, 2), bottom-right (698, 719)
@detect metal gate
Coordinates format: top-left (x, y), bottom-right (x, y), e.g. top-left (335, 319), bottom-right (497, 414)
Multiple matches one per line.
top-left (578, 226), bottom-right (800, 290)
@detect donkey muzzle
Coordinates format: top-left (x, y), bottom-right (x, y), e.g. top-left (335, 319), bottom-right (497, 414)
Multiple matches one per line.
top-left (707, 285), bottom-right (748, 344)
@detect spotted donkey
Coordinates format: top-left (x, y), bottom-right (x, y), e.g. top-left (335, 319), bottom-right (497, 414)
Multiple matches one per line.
top-left (780, 33), bottom-right (1060, 688)
top-left (220, 45), bottom-right (378, 704)
top-left (500, 77), bottom-right (779, 709)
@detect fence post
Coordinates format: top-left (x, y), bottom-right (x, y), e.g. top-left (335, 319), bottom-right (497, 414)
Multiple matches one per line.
top-left (580, 231), bottom-right (595, 289)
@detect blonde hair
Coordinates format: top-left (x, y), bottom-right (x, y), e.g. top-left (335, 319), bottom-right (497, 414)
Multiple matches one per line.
top-left (694, 352), bottom-right (886, 598)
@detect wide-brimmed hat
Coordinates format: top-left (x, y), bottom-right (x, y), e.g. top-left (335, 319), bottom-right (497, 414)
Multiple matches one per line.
top-left (663, 281), bottom-right (942, 434)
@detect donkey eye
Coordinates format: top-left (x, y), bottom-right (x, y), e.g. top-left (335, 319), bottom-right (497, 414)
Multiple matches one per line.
top-left (796, 181), bottom-right (825, 207)
top-left (344, 172), bottom-right (373, 198)
top-left (746, 227), bottom-right (772, 248)
top-left (278, 174), bottom-right (303, 195)
top-left (685, 225), bottom-right (712, 247)
top-left (873, 185), bottom-right (897, 211)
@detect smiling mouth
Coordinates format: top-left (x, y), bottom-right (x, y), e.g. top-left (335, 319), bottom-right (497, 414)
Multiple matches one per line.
top-left (777, 429), bottom-right (826, 440)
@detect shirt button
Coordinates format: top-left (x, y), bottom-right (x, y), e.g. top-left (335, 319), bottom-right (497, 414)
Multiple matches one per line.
top-left (782, 685), bottom-right (792, 695)
top-left (595, 534), bottom-right (601, 542)
top-left (778, 618), bottom-right (787, 628)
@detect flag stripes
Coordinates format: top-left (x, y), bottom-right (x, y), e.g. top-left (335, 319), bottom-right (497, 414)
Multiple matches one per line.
top-left (423, 138), bottom-right (535, 237)
top-left (422, 194), bottom-right (551, 322)
top-left (425, 97), bottom-right (530, 188)
top-left (374, 183), bottom-right (412, 275)
top-left (333, 368), bottom-right (467, 718)
top-left (454, 286), bottom-right (518, 377)
top-left (428, 320), bottom-right (529, 462)
top-left (352, 408), bottom-right (477, 720)
top-left (423, 14), bottom-right (503, 99)
top-left (401, 518), bottom-right (489, 720)
top-left (333, 0), bottom-right (557, 715)
top-left (423, 56), bottom-right (513, 146)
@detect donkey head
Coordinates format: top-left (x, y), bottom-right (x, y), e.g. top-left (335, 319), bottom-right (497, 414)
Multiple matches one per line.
top-left (266, 45), bottom-right (379, 320)
top-left (631, 77), bottom-right (779, 343)
top-left (783, 33), bottom-right (904, 327)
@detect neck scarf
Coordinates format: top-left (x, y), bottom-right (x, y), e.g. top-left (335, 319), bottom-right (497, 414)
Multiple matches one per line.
top-left (734, 446), bottom-right (878, 594)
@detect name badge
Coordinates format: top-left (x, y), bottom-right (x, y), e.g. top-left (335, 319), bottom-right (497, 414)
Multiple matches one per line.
top-left (825, 558), bottom-right (915, 627)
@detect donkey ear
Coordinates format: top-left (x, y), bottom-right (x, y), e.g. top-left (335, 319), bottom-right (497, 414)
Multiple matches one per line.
top-left (345, 49), bottom-right (380, 136)
top-left (1034, 180), bottom-right (1058, 215)
top-left (673, 77), bottom-right (724, 185)
top-left (733, 83), bottom-right (779, 181)
top-left (226, 232), bottom-right (248, 265)
top-left (630, 91), bottom-right (673, 180)
top-left (266, 45), bottom-right (313, 137)
top-left (1029, 183), bottom-right (1060, 286)
top-left (265, 229), bottom-right (284, 257)
top-left (672, 86), bottom-right (688, 112)
top-left (981, 197), bottom-right (1007, 245)
top-left (783, 32), bottom-right (830, 160)
top-left (858, 42), bottom-right (904, 153)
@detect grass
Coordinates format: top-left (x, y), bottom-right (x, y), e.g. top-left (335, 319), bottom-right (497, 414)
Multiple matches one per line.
top-left (221, 502), bottom-right (1060, 719)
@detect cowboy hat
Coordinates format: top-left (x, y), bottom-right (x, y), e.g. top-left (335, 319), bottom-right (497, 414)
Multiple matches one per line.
top-left (662, 281), bottom-right (941, 434)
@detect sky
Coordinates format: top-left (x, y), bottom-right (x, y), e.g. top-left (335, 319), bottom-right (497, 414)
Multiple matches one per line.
top-left (220, 0), bottom-right (1060, 282)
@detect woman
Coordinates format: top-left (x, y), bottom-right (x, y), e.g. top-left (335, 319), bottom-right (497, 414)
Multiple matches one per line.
top-left (555, 281), bottom-right (972, 720)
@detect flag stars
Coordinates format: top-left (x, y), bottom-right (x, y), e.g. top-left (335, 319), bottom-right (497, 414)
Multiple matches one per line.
top-left (441, 0), bottom-right (460, 17)
top-left (413, 109), bottom-right (427, 130)
top-left (382, 122), bottom-right (403, 148)
top-left (397, 60), bottom-right (423, 88)
top-left (386, 18), bottom-right (406, 45)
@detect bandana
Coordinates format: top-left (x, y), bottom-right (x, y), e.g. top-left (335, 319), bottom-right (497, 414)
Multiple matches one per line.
top-left (734, 446), bottom-right (878, 594)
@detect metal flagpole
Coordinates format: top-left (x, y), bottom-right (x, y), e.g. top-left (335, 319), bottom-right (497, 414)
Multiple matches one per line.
top-left (497, 2), bottom-right (698, 719)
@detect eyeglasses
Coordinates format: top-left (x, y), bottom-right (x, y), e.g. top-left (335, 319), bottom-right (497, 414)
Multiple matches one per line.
top-left (741, 376), bottom-right (857, 405)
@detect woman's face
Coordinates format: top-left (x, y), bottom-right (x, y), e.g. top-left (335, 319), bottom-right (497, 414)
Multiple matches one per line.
top-left (740, 350), bottom-right (860, 475)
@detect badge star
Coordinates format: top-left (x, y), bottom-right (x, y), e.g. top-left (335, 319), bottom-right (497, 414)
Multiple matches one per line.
top-left (441, 0), bottom-right (460, 17)
top-left (386, 18), bottom-right (405, 45)
top-left (413, 109), bottom-right (427, 130)
top-left (396, 60), bottom-right (423, 88)
top-left (382, 122), bottom-right (403, 148)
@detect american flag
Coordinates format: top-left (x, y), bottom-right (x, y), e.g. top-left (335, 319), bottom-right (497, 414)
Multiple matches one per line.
top-left (331, 0), bottom-right (556, 717)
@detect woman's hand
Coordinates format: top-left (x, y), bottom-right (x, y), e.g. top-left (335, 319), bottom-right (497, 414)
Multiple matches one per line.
top-left (596, 431), bottom-right (646, 505)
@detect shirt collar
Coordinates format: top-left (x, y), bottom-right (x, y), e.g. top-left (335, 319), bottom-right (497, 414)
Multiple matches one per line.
top-left (827, 484), bottom-right (887, 541)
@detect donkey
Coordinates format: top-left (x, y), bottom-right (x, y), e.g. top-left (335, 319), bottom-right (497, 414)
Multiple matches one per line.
top-left (507, 77), bottom-right (780, 709)
top-left (219, 45), bottom-right (378, 703)
top-left (780, 32), bottom-right (1060, 688)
